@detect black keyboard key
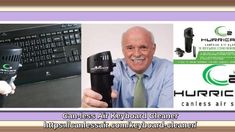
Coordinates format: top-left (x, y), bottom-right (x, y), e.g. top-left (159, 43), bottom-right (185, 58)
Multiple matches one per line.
top-left (71, 40), bottom-right (76, 45)
top-left (26, 36), bottom-right (31, 39)
top-left (36, 39), bottom-right (41, 45)
top-left (36, 51), bottom-right (42, 56)
top-left (34, 56), bottom-right (40, 62)
top-left (74, 56), bottom-right (80, 61)
top-left (23, 58), bottom-right (29, 64)
top-left (42, 49), bottom-right (48, 55)
top-left (25, 53), bottom-right (30, 58)
top-left (20, 36), bottom-right (26, 40)
top-left (45, 60), bottom-right (55, 66)
top-left (53, 47), bottom-right (65, 53)
top-left (28, 46), bottom-right (33, 52)
top-left (40, 33), bottom-right (46, 37)
top-left (50, 42), bottom-right (56, 48)
top-left (64, 35), bottom-right (69, 40)
top-left (14, 37), bottom-right (20, 41)
top-left (76, 39), bottom-right (80, 44)
top-left (53, 36), bottom-right (62, 42)
top-left (45, 43), bottom-right (51, 49)
top-left (34, 45), bottom-right (39, 50)
top-left (39, 44), bottom-right (45, 50)
top-left (69, 29), bottom-right (74, 33)
top-left (30, 40), bottom-right (36, 46)
top-left (47, 49), bottom-right (53, 54)
top-left (30, 52), bottom-right (36, 57)
top-left (55, 58), bottom-right (67, 64)
top-left (40, 55), bottom-right (46, 61)
top-left (69, 34), bottom-right (74, 39)
top-left (29, 58), bottom-right (35, 63)
top-left (72, 49), bottom-right (79, 55)
top-left (68, 56), bottom-right (74, 62)
top-left (47, 37), bottom-right (52, 43)
top-left (65, 41), bottom-right (71, 46)
top-left (63, 30), bottom-right (69, 34)
top-left (46, 33), bottom-right (51, 36)
top-left (31, 35), bottom-right (37, 38)
top-left (56, 31), bottom-right (62, 35)
top-left (75, 33), bottom-right (80, 39)
top-left (25, 41), bottom-right (30, 46)
top-left (56, 42), bottom-right (64, 47)
top-left (19, 42), bottom-right (24, 47)
top-left (51, 32), bottom-right (56, 35)
top-left (51, 53), bottom-right (66, 59)
top-left (41, 38), bottom-right (47, 43)
top-left (46, 55), bottom-right (51, 60)
top-left (74, 29), bottom-right (79, 32)
top-left (38, 61), bottom-right (45, 67)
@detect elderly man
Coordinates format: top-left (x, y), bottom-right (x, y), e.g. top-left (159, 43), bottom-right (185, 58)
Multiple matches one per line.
top-left (82, 26), bottom-right (173, 108)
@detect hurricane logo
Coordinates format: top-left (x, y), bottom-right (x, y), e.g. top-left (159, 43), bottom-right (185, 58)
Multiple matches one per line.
top-left (2, 64), bottom-right (12, 70)
top-left (202, 64), bottom-right (229, 86)
top-left (215, 26), bottom-right (232, 37)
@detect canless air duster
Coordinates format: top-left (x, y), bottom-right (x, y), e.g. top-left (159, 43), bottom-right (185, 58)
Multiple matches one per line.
top-left (184, 27), bottom-right (194, 53)
top-left (87, 51), bottom-right (116, 107)
top-left (0, 45), bottom-right (22, 107)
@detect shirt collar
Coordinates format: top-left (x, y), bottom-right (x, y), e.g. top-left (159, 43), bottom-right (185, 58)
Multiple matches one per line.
top-left (123, 59), bottom-right (153, 78)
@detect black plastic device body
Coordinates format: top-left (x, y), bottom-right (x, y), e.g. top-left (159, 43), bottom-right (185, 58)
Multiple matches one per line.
top-left (184, 27), bottom-right (194, 53)
top-left (87, 51), bottom-right (116, 108)
top-left (0, 44), bottom-right (22, 107)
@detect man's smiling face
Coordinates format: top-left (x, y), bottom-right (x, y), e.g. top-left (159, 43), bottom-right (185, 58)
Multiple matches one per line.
top-left (122, 27), bottom-right (156, 74)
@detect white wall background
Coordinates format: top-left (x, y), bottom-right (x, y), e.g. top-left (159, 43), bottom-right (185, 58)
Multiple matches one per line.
top-left (81, 24), bottom-right (173, 92)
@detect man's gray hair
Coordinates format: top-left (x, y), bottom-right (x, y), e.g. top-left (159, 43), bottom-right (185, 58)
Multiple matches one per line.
top-left (121, 26), bottom-right (155, 48)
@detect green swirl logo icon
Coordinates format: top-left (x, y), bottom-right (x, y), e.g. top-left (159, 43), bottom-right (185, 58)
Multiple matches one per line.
top-left (203, 64), bottom-right (229, 86)
top-left (2, 64), bottom-right (12, 70)
top-left (215, 26), bottom-right (232, 37)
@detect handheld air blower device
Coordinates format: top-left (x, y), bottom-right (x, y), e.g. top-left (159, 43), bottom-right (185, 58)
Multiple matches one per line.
top-left (184, 27), bottom-right (194, 53)
top-left (87, 51), bottom-right (116, 107)
top-left (0, 44), bottom-right (22, 106)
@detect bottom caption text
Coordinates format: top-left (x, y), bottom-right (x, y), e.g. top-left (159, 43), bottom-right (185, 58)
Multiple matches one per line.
top-left (43, 121), bottom-right (197, 130)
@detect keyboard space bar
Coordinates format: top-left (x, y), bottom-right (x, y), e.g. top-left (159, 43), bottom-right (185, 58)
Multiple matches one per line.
top-left (15, 62), bottom-right (81, 85)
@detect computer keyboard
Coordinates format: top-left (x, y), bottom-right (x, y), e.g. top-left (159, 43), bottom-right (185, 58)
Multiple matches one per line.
top-left (0, 24), bottom-right (81, 85)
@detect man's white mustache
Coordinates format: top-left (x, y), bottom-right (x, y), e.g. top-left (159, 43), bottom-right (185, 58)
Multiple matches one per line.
top-left (130, 56), bottom-right (145, 60)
